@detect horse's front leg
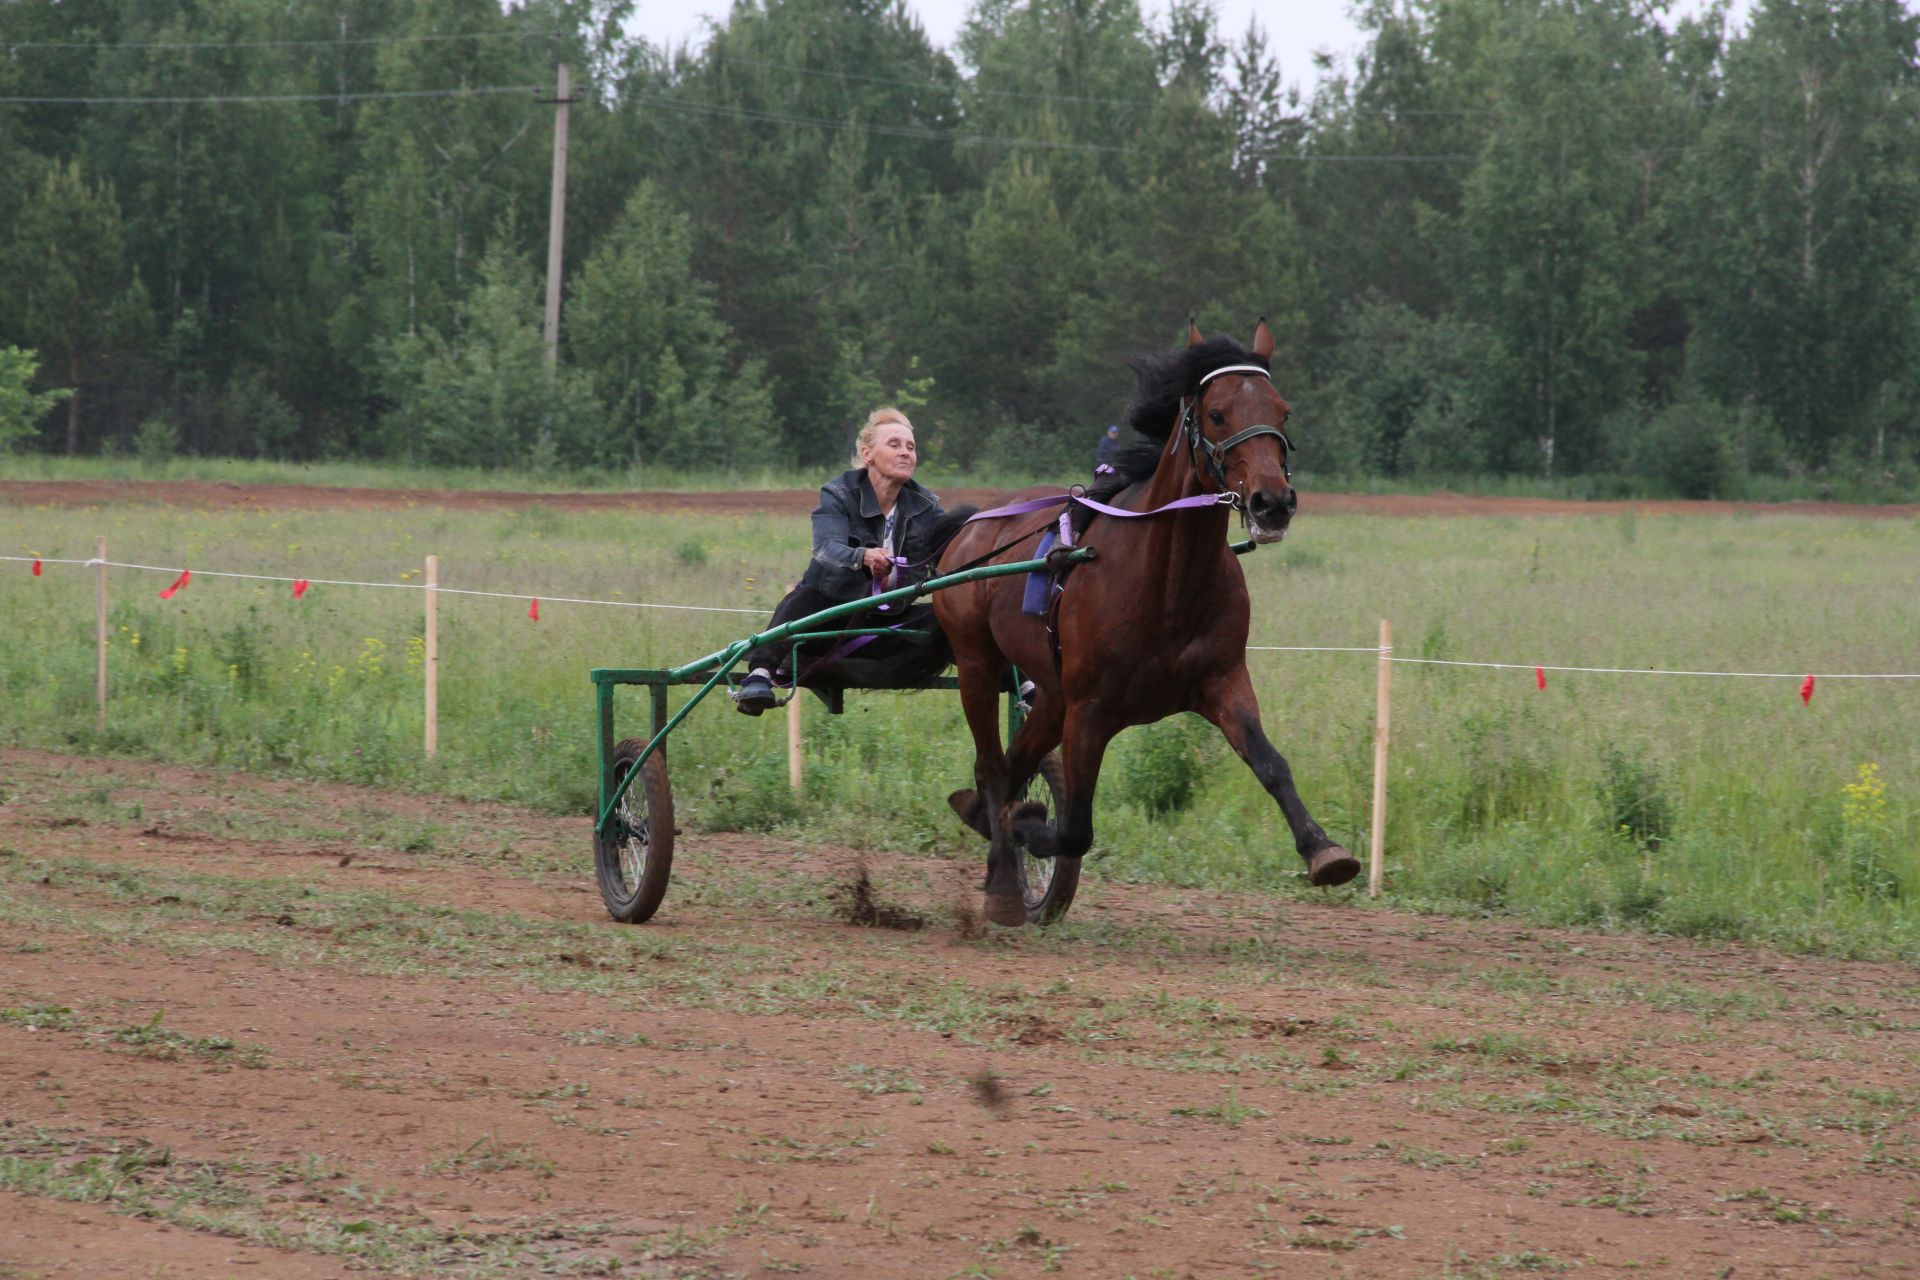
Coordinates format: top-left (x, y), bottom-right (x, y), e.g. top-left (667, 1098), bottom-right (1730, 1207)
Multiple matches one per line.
top-left (1030, 702), bottom-right (1116, 863)
top-left (1198, 666), bottom-right (1358, 887)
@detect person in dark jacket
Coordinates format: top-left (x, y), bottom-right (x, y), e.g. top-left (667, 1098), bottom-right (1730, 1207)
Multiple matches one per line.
top-left (733, 407), bottom-right (946, 714)
top-left (1095, 423), bottom-right (1121, 470)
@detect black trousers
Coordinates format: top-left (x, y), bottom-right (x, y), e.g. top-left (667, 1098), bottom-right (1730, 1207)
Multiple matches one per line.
top-left (744, 581), bottom-right (848, 676)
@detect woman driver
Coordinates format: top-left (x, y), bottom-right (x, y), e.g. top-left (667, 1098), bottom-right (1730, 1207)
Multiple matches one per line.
top-left (732, 407), bottom-right (947, 713)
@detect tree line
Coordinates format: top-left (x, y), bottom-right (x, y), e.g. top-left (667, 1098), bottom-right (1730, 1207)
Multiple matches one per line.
top-left (1, 0), bottom-right (1916, 494)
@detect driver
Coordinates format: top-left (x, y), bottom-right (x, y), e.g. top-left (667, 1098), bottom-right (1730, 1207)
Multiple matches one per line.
top-left (732, 407), bottom-right (947, 714)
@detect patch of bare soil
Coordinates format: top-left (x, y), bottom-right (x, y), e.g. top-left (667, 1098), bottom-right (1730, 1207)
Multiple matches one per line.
top-left (2, 747), bottom-right (1918, 1278)
top-left (4, 477), bottom-right (1916, 521)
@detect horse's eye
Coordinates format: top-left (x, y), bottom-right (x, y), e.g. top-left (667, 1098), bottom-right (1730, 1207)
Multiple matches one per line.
top-left (1208, 409), bottom-right (1226, 425)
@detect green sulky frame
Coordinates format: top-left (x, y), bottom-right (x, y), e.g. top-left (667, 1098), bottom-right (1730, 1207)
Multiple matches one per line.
top-left (590, 547), bottom-right (1097, 837)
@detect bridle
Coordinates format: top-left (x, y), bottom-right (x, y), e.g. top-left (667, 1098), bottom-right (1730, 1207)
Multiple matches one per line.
top-left (1178, 363), bottom-right (1297, 493)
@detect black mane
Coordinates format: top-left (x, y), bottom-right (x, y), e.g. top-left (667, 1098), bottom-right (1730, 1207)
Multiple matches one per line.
top-left (1077, 335), bottom-right (1268, 528)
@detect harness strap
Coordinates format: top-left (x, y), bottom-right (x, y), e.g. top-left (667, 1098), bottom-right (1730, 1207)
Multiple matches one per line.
top-left (967, 490), bottom-right (1228, 524)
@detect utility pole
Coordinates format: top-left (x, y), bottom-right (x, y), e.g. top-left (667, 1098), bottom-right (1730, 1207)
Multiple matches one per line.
top-left (541, 63), bottom-right (574, 365)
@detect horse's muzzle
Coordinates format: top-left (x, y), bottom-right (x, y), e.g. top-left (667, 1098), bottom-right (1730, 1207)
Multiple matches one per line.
top-left (1246, 486), bottom-right (1296, 543)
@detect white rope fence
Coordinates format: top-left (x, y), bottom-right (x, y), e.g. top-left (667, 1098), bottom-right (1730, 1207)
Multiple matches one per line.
top-left (2, 555), bottom-right (765, 614)
top-left (14, 554), bottom-right (1916, 679)
top-left (11, 548), bottom-right (1917, 900)
top-left (1386, 656), bottom-right (1920, 680)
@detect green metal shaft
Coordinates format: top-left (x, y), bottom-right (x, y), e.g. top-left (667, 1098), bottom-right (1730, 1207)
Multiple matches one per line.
top-left (663, 548), bottom-right (1093, 681)
top-left (595, 547), bottom-right (1094, 835)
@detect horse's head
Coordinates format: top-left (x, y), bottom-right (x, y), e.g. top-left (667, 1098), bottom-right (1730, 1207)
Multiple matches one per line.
top-left (1184, 318), bottom-right (1296, 543)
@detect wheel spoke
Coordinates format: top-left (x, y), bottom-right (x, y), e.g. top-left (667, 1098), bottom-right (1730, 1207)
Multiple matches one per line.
top-left (617, 801), bottom-right (646, 891)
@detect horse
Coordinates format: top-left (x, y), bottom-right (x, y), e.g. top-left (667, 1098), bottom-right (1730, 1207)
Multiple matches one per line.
top-left (932, 319), bottom-right (1359, 927)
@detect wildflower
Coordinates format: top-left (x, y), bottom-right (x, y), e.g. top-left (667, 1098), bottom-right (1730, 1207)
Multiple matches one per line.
top-left (1841, 762), bottom-right (1889, 837)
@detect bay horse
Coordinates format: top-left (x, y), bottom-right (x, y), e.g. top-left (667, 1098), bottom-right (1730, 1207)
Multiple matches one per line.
top-left (934, 320), bottom-right (1358, 927)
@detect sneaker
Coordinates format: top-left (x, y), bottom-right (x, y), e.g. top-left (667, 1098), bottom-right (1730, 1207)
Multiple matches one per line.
top-left (732, 671), bottom-right (777, 716)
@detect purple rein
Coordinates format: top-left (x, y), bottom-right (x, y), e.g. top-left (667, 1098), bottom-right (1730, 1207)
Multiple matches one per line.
top-left (789, 489), bottom-right (1232, 687)
top-left (967, 488), bottom-right (1233, 554)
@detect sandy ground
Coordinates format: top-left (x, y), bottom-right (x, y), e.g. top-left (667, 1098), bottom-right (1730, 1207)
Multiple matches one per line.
top-left (2, 747), bottom-right (1917, 1278)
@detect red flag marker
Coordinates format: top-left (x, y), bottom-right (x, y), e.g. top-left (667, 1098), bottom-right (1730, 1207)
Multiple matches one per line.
top-left (31, 558), bottom-right (41, 576)
top-left (528, 597), bottom-right (540, 622)
top-left (1535, 666), bottom-right (1546, 691)
top-left (1800, 674), bottom-right (1815, 705)
top-left (292, 579), bottom-right (310, 599)
top-left (159, 568), bottom-right (191, 599)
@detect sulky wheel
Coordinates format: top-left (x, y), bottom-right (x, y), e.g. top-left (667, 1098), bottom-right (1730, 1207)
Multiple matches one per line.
top-left (1017, 752), bottom-right (1079, 924)
top-left (595, 738), bottom-right (675, 924)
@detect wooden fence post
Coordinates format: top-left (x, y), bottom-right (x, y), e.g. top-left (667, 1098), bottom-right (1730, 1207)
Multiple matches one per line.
top-left (95, 536), bottom-right (108, 734)
top-left (787, 685), bottom-right (803, 791)
top-left (424, 555), bottom-right (439, 758)
top-left (1369, 618), bottom-right (1392, 898)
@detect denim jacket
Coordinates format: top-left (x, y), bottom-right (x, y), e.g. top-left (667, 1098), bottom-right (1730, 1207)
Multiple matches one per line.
top-left (800, 468), bottom-right (945, 603)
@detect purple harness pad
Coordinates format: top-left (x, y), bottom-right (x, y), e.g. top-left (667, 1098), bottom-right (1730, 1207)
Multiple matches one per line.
top-left (1022, 530), bottom-right (1057, 616)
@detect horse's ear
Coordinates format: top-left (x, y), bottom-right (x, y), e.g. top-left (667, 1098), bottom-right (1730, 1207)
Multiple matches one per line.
top-left (1187, 317), bottom-right (1204, 348)
top-left (1251, 316), bottom-right (1274, 359)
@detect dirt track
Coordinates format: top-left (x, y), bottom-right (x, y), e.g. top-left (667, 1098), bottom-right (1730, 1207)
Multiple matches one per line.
top-left (3, 748), bottom-right (1917, 1277)
top-left (4, 477), bottom-right (1917, 521)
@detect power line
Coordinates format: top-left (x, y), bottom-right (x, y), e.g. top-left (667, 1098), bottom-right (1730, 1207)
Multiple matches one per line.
top-left (620, 87), bottom-right (1113, 151)
top-left (696, 50), bottom-right (1495, 117)
top-left (697, 50), bottom-right (1165, 111)
top-left (622, 88), bottom-right (1482, 162)
top-left (6, 29), bottom-right (563, 53)
top-left (0, 84), bottom-right (544, 106)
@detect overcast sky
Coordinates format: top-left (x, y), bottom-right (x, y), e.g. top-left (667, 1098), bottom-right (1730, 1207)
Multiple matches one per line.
top-left (625, 1), bottom-right (1755, 93)
top-left (625, 0), bottom-right (1374, 91)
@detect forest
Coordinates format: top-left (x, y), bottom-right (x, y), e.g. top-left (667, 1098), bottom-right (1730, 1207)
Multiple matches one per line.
top-left (1, 0), bottom-right (1917, 494)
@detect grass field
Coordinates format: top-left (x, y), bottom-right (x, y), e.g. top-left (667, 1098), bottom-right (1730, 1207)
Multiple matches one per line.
top-left (10, 451), bottom-right (1919, 503)
top-left (4, 497), bottom-right (1917, 958)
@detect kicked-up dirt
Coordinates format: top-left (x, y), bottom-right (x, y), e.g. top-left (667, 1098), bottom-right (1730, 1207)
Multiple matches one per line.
top-left (1, 748), bottom-right (1916, 1278)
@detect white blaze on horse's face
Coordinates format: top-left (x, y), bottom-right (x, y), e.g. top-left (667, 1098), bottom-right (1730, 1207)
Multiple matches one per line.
top-left (863, 426), bottom-right (918, 486)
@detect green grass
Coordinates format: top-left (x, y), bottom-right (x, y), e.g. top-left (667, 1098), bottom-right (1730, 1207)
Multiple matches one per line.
top-left (7, 452), bottom-right (1916, 503)
top-left (2, 498), bottom-right (1918, 956)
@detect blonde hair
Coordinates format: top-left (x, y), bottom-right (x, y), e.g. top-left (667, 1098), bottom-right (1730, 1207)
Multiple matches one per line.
top-left (853, 406), bottom-right (914, 463)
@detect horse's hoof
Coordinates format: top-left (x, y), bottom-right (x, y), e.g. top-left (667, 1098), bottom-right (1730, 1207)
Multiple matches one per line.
top-left (948, 789), bottom-right (989, 839)
top-left (1307, 845), bottom-right (1360, 887)
top-left (982, 893), bottom-right (1027, 928)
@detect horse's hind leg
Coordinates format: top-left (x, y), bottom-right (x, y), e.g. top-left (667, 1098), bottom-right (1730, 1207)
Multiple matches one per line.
top-left (1199, 666), bottom-right (1358, 887)
top-left (945, 658), bottom-right (1007, 840)
top-left (953, 658), bottom-right (1028, 927)
top-left (999, 691), bottom-right (1065, 856)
